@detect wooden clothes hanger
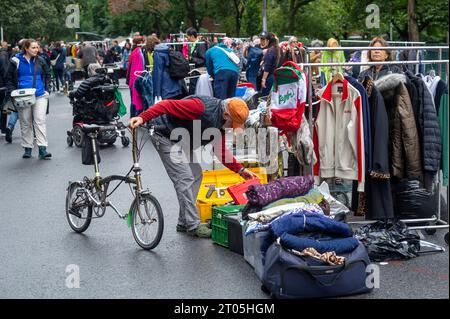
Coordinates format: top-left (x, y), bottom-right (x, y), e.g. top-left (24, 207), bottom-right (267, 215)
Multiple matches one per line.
top-left (332, 71), bottom-right (344, 84)
top-left (331, 71), bottom-right (345, 95)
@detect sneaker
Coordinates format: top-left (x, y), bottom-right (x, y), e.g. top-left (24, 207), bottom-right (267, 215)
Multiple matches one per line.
top-left (5, 127), bottom-right (12, 143)
top-left (187, 224), bottom-right (212, 238)
top-left (176, 224), bottom-right (187, 232)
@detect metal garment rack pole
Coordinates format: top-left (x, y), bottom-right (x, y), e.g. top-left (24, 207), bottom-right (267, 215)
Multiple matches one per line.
top-left (164, 41), bottom-right (206, 45)
top-left (307, 45), bottom-right (448, 51)
top-left (341, 39), bottom-right (426, 45)
top-left (301, 45), bottom-right (449, 231)
top-left (300, 59), bottom-right (449, 68)
top-left (170, 33), bottom-right (227, 37)
top-left (198, 33), bottom-right (227, 36)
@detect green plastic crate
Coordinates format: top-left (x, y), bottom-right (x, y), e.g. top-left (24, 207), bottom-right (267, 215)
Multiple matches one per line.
top-left (211, 205), bottom-right (245, 247)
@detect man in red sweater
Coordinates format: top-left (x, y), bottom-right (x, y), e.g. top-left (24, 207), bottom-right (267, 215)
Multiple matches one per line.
top-left (129, 96), bottom-right (257, 238)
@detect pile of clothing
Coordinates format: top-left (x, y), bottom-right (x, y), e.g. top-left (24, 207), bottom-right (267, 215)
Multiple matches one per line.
top-left (242, 176), bottom-right (356, 261)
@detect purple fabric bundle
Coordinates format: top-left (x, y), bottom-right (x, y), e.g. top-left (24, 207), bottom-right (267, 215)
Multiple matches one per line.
top-left (246, 175), bottom-right (314, 206)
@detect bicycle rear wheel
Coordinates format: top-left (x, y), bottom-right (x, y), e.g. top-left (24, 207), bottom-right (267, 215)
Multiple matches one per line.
top-left (66, 182), bottom-right (92, 233)
top-left (130, 193), bottom-right (164, 250)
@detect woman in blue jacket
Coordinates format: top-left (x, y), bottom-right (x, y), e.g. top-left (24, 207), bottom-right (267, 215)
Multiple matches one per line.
top-left (50, 42), bottom-right (66, 92)
top-left (6, 39), bottom-right (52, 159)
top-left (152, 43), bottom-right (183, 100)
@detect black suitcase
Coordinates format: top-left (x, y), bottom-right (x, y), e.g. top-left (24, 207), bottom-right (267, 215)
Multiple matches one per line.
top-left (262, 241), bottom-right (372, 299)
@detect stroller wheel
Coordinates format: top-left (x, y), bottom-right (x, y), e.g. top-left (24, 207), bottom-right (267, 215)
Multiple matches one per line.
top-left (73, 126), bottom-right (84, 148)
top-left (67, 135), bottom-right (74, 147)
top-left (122, 136), bottom-right (130, 147)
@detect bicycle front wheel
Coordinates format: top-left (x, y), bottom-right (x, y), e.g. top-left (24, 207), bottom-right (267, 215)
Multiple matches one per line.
top-left (66, 182), bottom-right (93, 233)
top-left (130, 193), bottom-right (164, 250)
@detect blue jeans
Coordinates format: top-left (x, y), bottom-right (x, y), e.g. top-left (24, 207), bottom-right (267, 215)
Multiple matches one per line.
top-left (54, 68), bottom-right (64, 91)
top-left (8, 111), bottom-right (19, 130)
top-left (246, 69), bottom-right (259, 89)
top-left (213, 70), bottom-right (239, 99)
top-left (280, 233), bottom-right (360, 255)
top-left (260, 74), bottom-right (274, 97)
top-left (270, 212), bottom-right (354, 238)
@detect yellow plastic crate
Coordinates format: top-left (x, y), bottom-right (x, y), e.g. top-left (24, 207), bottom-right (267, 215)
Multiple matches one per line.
top-left (197, 167), bottom-right (268, 201)
top-left (197, 198), bottom-right (234, 223)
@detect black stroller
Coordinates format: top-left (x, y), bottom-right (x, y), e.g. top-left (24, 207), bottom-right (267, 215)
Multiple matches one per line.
top-left (67, 68), bottom-right (130, 148)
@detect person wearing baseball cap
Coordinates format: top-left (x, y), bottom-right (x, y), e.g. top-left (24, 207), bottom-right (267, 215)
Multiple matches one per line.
top-left (129, 95), bottom-right (257, 238)
top-left (258, 31), bottom-right (281, 96)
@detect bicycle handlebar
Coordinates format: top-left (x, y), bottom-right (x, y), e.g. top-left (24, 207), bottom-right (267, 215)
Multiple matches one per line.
top-left (150, 125), bottom-right (167, 132)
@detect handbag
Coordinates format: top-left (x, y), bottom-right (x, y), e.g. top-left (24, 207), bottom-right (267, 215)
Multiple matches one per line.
top-left (10, 88), bottom-right (36, 109)
top-left (10, 59), bottom-right (39, 110)
top-left (50, 53), bottom-right (60, 66)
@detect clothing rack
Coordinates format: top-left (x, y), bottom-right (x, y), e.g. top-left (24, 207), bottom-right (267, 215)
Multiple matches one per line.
top-left (301, 45), bottom-right (449, 233)
top-left (307, 46), bottom-right (448, 76)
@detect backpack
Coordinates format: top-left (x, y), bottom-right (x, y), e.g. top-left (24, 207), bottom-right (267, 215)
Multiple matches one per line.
top-left (269, 61), bottom-right (307, 133)
top-left (168, 49), bottom-right (190, 80)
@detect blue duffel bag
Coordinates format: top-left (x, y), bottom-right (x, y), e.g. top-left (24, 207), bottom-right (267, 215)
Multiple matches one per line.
top-left (262, 241), bottom-right (373, 299)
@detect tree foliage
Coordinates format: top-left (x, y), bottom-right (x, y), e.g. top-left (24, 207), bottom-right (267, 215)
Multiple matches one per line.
top-left (0, 0), bottom-right (447, 44)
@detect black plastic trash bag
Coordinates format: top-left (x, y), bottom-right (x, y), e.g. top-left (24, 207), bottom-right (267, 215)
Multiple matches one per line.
top-left (392, 180), bottom-right (438, 220)
top-left (82, 138), bottom-right (101, 166)
top-left (354, 221), bottom-right (420, 262)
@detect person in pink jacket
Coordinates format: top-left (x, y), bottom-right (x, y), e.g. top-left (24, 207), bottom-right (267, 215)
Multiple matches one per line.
top-left (126, 36), bottom-right (145, 117)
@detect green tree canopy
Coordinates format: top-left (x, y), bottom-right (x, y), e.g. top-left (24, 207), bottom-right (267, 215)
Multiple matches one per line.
top-left (1, 0), bottom-right (447, 44)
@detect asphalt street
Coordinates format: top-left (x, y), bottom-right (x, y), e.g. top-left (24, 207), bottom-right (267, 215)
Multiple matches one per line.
top-left (0, 85), bottom-right (448, 299)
